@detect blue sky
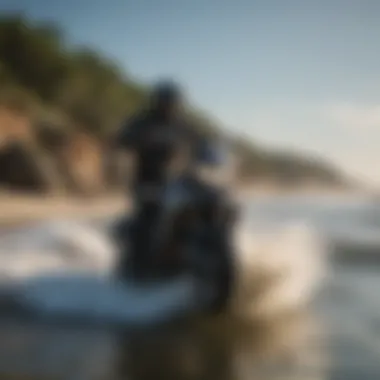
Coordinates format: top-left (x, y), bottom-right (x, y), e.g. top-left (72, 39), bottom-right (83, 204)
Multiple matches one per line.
top-left (1, 0), bottom-right (379, 185)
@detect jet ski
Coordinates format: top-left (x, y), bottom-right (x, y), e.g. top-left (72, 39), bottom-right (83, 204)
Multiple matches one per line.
top-left (1, 139), bottom-right (237, 327)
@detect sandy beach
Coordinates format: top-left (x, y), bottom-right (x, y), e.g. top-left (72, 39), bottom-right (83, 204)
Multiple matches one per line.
top-left (0, 184), bottom-right (369, 228)
top-left (0, 194), bottom-right (127, 227)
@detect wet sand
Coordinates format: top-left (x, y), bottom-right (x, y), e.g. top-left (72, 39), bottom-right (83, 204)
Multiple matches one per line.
top-left (0, 194), bottom-right (127, 228)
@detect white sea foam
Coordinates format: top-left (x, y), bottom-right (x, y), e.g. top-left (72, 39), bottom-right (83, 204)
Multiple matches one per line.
top-left (0, 213), bottom-right (328, 324)
top-left (230, 218), bottom-right (327, 318)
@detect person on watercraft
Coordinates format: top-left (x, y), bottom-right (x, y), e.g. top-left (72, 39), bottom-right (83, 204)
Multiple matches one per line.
top-left (114, 79), bottom-right (215, 278)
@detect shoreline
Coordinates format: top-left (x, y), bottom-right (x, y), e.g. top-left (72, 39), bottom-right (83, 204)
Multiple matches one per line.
top-left (0, 187), bottom-right (371, 228)
top-left (237, 185), bottom-right (368, 199)
top-left (0, 194), bottom-right (127, 228)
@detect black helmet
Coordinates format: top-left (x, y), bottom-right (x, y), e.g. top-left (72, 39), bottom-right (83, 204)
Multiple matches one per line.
top-left (150, 80), bottom-right (183, 104)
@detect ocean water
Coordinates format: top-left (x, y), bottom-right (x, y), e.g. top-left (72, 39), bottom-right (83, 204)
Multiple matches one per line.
top-left (0, 195), bottom-right (379, 380)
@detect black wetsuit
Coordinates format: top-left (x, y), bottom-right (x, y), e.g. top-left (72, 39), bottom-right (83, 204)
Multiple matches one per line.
top-left (115, 109), bottom-right (206, 277)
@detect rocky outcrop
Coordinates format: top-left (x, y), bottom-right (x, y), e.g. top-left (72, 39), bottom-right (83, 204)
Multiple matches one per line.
top-left (59, 132), bottom-right (105, 196)
top-left (0, 107), bottom-right (120, 196)
top-left (0, 106), bottom-right (62, 193)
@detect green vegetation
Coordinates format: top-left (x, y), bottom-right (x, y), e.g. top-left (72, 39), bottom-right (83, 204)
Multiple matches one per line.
top-left (0, 14), bottom-right (348, 191)
top-left (0, 15), bottom-right (145, 135)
